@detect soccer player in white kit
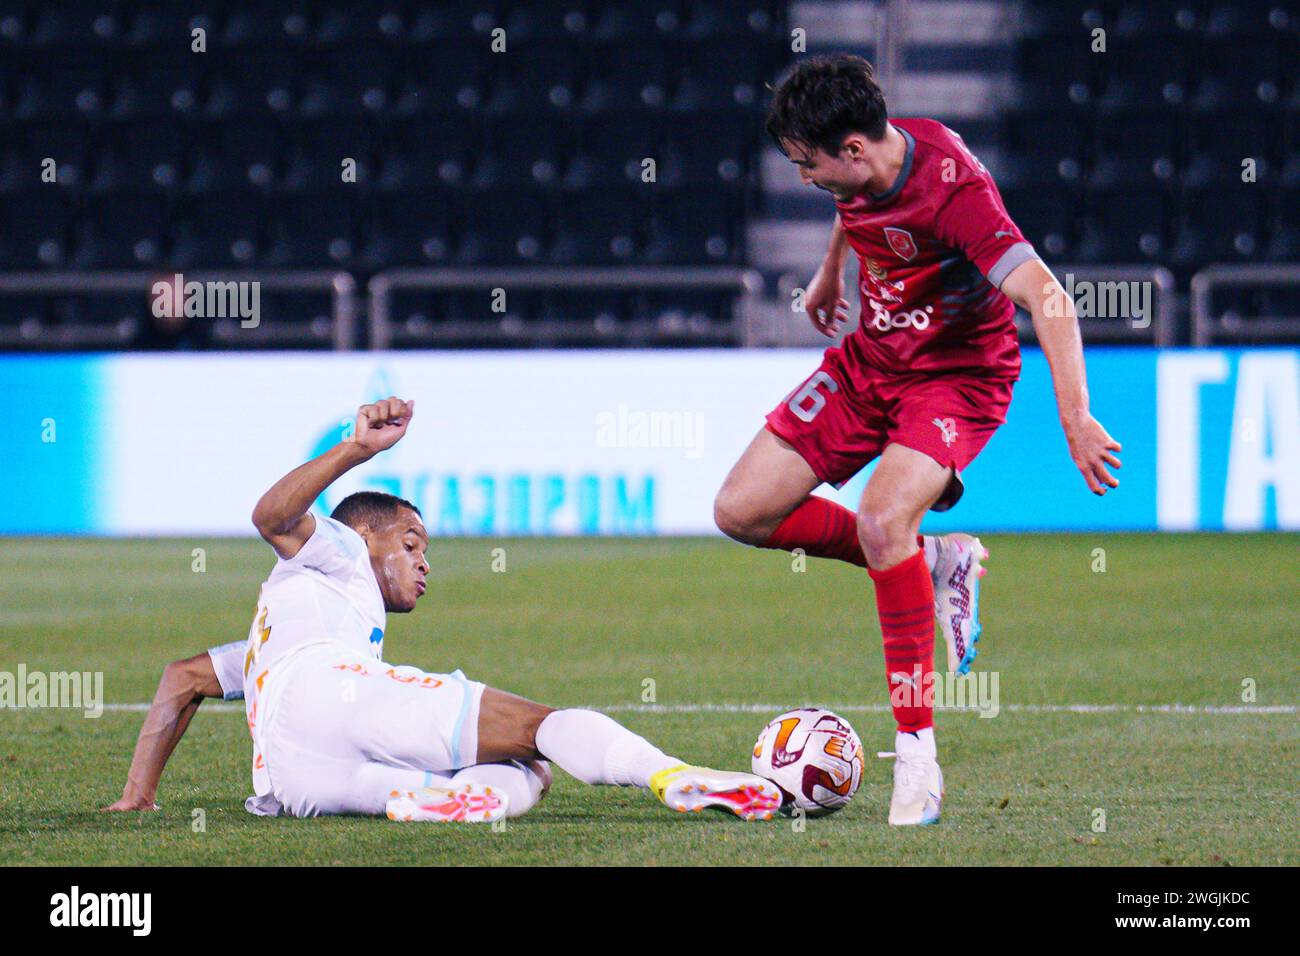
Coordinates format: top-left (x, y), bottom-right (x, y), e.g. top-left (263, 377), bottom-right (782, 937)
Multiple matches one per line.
top-left (106, 398), bottom-right (781, 823)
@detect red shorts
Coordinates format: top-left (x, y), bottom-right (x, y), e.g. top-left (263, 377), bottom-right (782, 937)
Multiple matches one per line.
top-left (765, 348), bottom-right (1015, 511)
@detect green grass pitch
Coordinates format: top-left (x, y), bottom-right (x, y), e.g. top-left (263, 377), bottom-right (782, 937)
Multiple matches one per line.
top-left (1, 533), bottom-right (1296, 866)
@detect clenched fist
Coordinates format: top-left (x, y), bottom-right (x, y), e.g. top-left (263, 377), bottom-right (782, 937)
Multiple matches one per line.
top-left (351, 396), bottom-right (415, 457)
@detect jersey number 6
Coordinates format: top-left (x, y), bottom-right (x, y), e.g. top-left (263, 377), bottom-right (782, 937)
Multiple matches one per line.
top-left (787, 372), bottom-right (839, 423)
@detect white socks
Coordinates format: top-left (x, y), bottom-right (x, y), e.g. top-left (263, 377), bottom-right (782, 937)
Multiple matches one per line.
top-left (535, 709), bottom-right (680, 788)
top-left (897, 726), bottom-right (937, 760)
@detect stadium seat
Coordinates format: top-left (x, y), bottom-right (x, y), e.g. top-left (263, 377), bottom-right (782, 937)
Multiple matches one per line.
top-left (1113, 1), bottom-right (1196, 38)
top-left (550, 193), bottom-right (643, 266)
top-left (1079, 188), bottom-right (1171, 263)
top-left (1000, 111), bottom-right (1089, 189)
top-left (1088, 109), bottom-right (1183, 190)
top-left (264, 194), bottom-right (359, 267)
top-left (360, 191), bottom-right (455, 267)
top-left (73, 195), bottom-right (169, 268)
top-left (1002, 188), bottom-right (1078, 259)
top-left (170, 193), bottom-right (264, 268)
top-left (647, 188), bottom-right (740, 264)
top-left (1017, 2), bottom-right (1105, 41)
top-left (457, 194), bottom-right (549, 265)
top-left (0, 192), bottom-right (73, 268)
top-left (1170, 185), bottom-right (1265, 266)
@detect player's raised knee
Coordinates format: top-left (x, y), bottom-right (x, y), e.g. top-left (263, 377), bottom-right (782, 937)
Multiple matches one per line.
top-left (712, 490), bottom-right (769, 545)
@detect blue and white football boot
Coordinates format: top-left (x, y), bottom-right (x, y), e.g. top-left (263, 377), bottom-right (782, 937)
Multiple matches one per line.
top-left (930, 533), bottom-right (988, 675)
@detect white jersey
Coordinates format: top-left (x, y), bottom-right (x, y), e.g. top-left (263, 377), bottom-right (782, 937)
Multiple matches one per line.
top-left (239, 515), bottom-right (387, 807)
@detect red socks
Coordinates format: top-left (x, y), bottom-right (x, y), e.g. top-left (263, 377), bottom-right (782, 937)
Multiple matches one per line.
top-left (868, 549), bottom-right (935, 733)
top-left (759, 499), bottom-right (935, 733)
top-left (759, 496), bottom-right (867, 566)
top-left (759, 497), bottom-right (927, 571)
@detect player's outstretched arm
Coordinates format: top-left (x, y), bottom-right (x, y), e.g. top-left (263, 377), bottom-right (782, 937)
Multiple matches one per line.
top-left (251, 397), bottom-right (415, 559)
top-left (103, 652), bottom-right (223, 811)
top-left (1002, 259), bottom-right (1122, 495)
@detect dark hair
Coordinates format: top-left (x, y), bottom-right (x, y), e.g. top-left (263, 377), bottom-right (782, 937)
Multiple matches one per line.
top-left (765, 54), bottom-right (889, 157)
top-left (330, 491), bottom-right (421, 531)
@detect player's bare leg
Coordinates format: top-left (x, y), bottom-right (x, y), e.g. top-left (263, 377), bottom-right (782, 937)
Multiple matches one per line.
top-left (474, 687), bottom-right (555, 764)
top-left (857, 443), bottom-right (950, 825)
top-left (472, 688), bottom-right (781, 820)
top-left (857, 443), bottom-right (950, 569)
top-left (713, 428), bottom-right (821, 545)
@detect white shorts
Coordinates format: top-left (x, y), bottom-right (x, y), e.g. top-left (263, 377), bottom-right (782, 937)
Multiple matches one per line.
top-left (257, 644), bottom-right (486, 817)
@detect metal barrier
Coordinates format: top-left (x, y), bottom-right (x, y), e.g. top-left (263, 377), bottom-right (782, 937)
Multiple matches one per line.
top-left (367, 266), bottom-right (766, 349)
top-left (9, 263), bottom-right (1299, 351)
top-left (0, 271), bottom-right (358, 350)
top-left (1190, 264), bottom-right (1300, 347)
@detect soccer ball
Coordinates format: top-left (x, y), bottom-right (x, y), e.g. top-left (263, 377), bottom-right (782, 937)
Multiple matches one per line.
top-left (751, 708), bottom-right (864, 817)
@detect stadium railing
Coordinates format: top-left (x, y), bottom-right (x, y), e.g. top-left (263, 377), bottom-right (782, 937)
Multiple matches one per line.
top-left (17, 262), bottom-right (1299, 351)
top-left (0, 271), bottom-right (359, 351)
top-left (1190, 264), bottom-right (1300, 347)
top-left (367, 266), bottom-right (766, 349)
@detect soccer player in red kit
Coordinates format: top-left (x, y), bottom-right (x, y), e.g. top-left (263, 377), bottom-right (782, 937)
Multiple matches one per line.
top-left (714, 55), bottom-right (1122, 825)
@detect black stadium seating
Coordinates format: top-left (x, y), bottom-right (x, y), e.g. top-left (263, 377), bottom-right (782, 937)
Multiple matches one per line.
top-left (0, 1), bottom-right (1294, 349)
top-left (1007, 0), bottom-right (1299, 273)
top-left (0, 1), bottom-right (788, 347)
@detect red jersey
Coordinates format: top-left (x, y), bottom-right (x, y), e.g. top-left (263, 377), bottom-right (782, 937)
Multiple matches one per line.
top-left (834, 118), bottom-right (1032, 379)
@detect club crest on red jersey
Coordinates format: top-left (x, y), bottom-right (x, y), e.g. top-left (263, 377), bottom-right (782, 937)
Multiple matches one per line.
top-left (884, 227), bottom-right (918, 261)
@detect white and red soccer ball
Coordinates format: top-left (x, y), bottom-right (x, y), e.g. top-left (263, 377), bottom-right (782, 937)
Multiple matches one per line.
top-left (751, 708), bottom-right (864, 817)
